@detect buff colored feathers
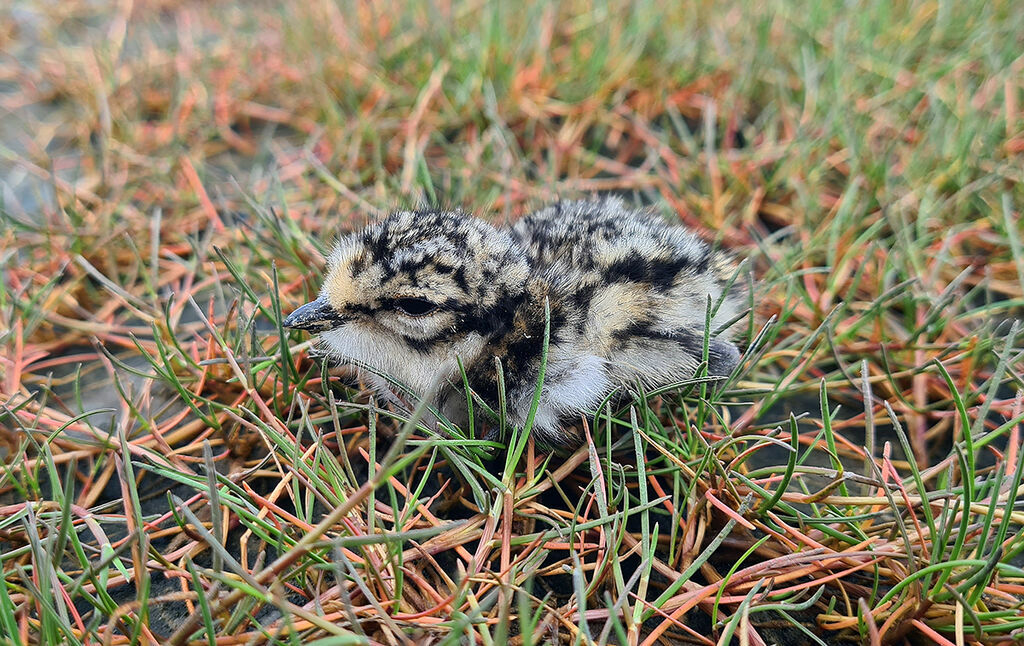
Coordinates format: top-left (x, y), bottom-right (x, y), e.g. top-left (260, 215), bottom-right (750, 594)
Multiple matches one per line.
top-left (283, 198), bottom-right (745, 445)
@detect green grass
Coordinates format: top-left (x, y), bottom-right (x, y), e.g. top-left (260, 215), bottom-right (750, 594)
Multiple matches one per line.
top-left (2, 0), bottom-right (1023, 644)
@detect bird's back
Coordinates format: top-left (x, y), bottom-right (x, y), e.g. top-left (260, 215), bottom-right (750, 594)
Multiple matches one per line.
top-left (510, 198), bottom-right (743, 398)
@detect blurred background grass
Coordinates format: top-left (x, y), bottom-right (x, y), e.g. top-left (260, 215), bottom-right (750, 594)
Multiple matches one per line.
top-left (1, 1), bottom-right (1023, 644)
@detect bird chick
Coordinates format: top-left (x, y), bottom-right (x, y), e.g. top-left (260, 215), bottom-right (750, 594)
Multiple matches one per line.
top-left (283, 198), bottom-right (745, 445)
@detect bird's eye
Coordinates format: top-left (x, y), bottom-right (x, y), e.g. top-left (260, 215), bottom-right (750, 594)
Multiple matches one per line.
top-left (394, 297), bottom-right (438, 317)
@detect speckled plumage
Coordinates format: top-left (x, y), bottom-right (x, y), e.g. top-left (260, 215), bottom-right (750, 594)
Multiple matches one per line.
top-left (283, 198), bottom-right (745, 445)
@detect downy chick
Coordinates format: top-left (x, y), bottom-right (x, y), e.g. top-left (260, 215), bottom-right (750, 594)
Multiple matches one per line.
top-left (283, 198), bottom-right (744, 445)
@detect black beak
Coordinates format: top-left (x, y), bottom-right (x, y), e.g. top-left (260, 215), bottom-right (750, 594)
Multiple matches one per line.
top-left (282, 298), bottom-right (346, 331)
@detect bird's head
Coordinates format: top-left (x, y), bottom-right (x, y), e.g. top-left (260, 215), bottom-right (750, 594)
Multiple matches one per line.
top-left (283, 209), bottom-right (530, 394)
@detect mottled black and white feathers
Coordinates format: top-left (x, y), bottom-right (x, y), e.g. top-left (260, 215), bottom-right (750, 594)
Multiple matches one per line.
top-left (283, 198), bottom-right (745, 445)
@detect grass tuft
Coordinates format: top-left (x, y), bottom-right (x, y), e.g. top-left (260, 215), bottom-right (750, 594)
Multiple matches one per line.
top-left (2, 0), bottom-right (1023, 643)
